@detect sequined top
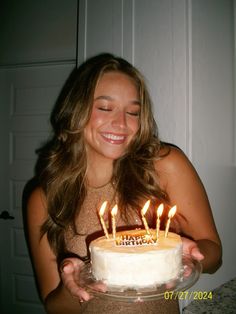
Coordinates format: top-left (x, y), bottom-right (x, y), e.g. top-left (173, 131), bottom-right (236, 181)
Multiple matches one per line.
top-left (64, 183), bottom-right (179, 314)
top-left (64, 182), bottom-right (141, 259)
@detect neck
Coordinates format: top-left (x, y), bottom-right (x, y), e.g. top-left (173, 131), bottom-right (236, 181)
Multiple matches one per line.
top-left (86, 158), bottom-right (114, 188)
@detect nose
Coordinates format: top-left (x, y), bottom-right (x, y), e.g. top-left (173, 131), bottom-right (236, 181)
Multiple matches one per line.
top-left (111, 110), bottom-right (127, 129)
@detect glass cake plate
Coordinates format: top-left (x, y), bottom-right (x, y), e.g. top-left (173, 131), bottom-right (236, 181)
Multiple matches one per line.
top-left (78, 254), bottom-right (202, 302)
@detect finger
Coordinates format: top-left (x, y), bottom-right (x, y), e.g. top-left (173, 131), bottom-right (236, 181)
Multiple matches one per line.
top-left (88, 281), bottom-right (107, 293)
top-left (61, 270), bottom-right (91, 301)
top-left (60, 258), bottom-right (84, 273)
top-left (60, 259), bottom-right (91, 301)
top-left (190, 247), bottom-right (204, 261)
top-left (60, 258), bottom-right (84, 287)
top-left (183, 264), bottom-right (192, 278)
top-left (61, 262), bottom-right (74, 274)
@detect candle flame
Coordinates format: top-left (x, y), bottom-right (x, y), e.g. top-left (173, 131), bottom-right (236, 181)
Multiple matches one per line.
top-left (141, 200), bottom-right (150, 216)
top-left (99, 201), bottom-right (107, 216)
top-left (111, 204), bottom-right (118, 216)
top-left (168, 205), bottom-right (177, 218)
top-left (157, 203), bottom-right (164, 217)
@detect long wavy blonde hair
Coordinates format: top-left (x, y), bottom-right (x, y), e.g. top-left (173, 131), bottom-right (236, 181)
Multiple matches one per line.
top-left (36, 53), bottom-right (169, 256)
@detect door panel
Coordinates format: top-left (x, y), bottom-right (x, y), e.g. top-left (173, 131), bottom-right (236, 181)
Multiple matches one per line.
top-left (0, 63), bottom-right (74, 314)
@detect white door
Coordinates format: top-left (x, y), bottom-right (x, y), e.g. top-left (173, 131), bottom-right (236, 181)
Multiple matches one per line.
top-left (0, 63), bottom-right (74, 314)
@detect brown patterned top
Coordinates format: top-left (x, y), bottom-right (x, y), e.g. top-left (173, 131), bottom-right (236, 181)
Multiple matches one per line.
top-left (64, 182), bottom-right (142, 258)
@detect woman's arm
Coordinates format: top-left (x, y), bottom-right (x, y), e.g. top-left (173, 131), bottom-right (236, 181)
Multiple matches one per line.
top-left (156, 146), bottom-right (222, 273)
top-left (26, 187), bottom-right (90, 313)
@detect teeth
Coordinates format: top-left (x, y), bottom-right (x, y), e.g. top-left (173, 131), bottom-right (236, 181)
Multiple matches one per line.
top-left (103, 133), bottom-right (125, 140)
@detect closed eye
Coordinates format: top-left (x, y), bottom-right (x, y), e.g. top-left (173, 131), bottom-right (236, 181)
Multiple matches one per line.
top-left (97, 107), bottom-right (112, 111)
top-left (126, 111), bottom-right (140, 117)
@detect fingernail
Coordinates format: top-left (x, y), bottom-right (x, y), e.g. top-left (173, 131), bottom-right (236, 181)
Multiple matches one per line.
top-left (62, 264), bottom-right (71, 273)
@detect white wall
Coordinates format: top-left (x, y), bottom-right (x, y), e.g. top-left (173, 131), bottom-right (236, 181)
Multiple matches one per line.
top-left (190, 0), bottom-right (236, 291)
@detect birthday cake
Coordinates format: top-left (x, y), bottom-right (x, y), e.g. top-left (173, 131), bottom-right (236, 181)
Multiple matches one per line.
top-left (89, 229), bottom-right (182, 288)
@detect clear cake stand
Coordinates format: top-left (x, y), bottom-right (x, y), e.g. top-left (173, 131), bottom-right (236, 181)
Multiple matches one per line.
top-left (78, 254), bottom-right (202, 302)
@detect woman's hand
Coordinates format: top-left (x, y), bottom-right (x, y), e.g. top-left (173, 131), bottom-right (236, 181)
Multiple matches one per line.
top-left (181, 237), bottom-right (204, 261)
top-left (60, 258), bottom-right (91, 302)
top-left (60, 257), bottom-right (107, 303)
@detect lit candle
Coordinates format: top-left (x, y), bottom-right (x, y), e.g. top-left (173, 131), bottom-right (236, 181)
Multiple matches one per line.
top-left (156, 203), bottom-right (164, 241)
top-left (164, 205), bottom-right (177, 238)
top-left (141, 200), bottom-right (151, 235)
top-left (111, 204), bottom-right (118, 239)
top-left (99, 201), bottom-right (109, 239)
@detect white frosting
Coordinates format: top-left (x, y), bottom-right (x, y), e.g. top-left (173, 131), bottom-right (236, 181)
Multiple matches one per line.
top-left (89, 229), bottom-right (182, 288)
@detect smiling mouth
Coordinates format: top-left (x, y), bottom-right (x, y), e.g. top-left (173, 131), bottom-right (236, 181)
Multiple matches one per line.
top-left (101, 133), bottom-right (126, 144)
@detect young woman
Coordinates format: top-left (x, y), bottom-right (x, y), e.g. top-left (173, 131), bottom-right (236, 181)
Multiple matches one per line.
top-left (26, 53), bottom-right (222, 313)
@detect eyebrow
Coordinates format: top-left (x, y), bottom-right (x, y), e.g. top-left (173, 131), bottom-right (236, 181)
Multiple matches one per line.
top-left (94, 95), bottom-right (141, 105)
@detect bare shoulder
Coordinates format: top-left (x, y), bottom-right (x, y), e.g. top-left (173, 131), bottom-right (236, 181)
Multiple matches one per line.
top-left (155, 145), bottom-right (196, 187)
top-left (28, 186), bottom-right (46, 205)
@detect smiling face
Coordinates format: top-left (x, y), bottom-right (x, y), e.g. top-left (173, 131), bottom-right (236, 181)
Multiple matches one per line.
top-left (84, 71), bottom-right (140, 165)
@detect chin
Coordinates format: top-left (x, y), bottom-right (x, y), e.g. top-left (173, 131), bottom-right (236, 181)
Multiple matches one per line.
top-left (102, 149), bottom-right (127, 161)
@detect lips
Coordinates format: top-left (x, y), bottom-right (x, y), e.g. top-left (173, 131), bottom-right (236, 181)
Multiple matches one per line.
top-left (101, 133), bottom-right (126, 144)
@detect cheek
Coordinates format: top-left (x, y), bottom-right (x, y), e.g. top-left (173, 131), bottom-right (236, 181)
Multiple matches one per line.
top-left (129, 118), bottom-right (140, 134)
top-left (88, 111), bottom-right (106, 129)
